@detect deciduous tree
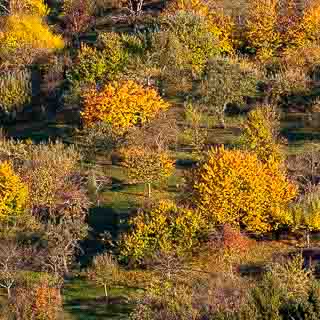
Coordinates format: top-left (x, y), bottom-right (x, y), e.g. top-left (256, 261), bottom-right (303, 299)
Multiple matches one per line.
top-left (191, 146), bottom-right (297, 233)
top-left (120, 147), bottom-right (174, 197)
top-left (81, 80), bottom-right (170, 134)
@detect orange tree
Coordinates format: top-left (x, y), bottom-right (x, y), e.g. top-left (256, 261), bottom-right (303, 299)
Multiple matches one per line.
top-left (81, 80), bottom-right (170, 134)
top-left (0, 161), bottom-right (28, 222)
top-left (119, 146), bottom-right (174, 197)
top-left (191, 146), bottom-right (297, 233)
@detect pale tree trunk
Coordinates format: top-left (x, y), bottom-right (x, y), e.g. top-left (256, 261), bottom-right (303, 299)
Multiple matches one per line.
top-left (7, 286), bottom-right (11, 299)
top-left (219, 103), bottom-right (228, 129)
top-left (104, 284), bottom-right (108, 304)
top-left (147, 183), bottom-right (151, 198)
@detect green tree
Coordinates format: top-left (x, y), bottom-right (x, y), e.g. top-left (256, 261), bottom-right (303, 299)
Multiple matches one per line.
top-left (200, 57), bottom-right (258, 128)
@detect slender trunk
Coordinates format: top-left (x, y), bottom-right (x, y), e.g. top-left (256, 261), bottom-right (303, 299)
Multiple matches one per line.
top-left (148, 183), bottom-right (151, 198)
top-left (7, 286), bottom-right (11, 299)
top-left (306, 231), bottom-right (310, 248)
top-left (63, 256), bottom-right (69, 275)
top-left (103, 284), bottom-right (108, 304)
top-left (219, 103), bottom-right (227, 129)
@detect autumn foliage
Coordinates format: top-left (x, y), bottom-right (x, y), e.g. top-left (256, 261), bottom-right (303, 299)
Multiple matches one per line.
top-left (0, 14), bottom-right (64, 65)
top-left (0, 161), bottom-right (28, 221)
top-left (120, 200), bottom-right (205, 264)
top-left (191, 147), bottom-right (297, 233)
top-left (245, 0), bottom-right (320, 58)
top-left (81, 80), bottom-right (170, 134)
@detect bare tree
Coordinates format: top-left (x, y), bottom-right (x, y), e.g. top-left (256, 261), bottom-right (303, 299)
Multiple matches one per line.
top-left (42, 217), bottom-right (89, 277)
top-left (0, 242), bottom-right (24, 299)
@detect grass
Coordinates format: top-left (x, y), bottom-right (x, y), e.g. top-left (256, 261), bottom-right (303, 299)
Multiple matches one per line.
top-left (63, 277), bottom-right (134, 320)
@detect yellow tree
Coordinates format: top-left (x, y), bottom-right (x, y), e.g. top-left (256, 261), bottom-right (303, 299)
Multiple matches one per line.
top-left (241, 105), bottom-right (283, 163)
top-left (81, 80), bottom-right (170, 134)
top-left (0, 161), bottom-right (28, 222)
top-left (120, 147), bottom-right (174, 197)
top-left (245, 0), bottom-right (281, 59)
top-left (191, 146), bottom-right (297, 233)
top-left (120, 200), bottom-right (204, 264)
top-left (0, 15), bottom-right (64, 65)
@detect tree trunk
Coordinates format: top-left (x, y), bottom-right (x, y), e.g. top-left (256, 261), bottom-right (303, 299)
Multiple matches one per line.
top-left (306, 231), bottom-right (310, 248)
top-left (219, 103), bottom-right (228, 129)
top-left (63, 256), bottom-right (69, 275)
top-left (148, 183), bottom-right (151, 198)
top-left (103, 284), bottom-right (108, 304)
top-left (7, 286), bottom-right (11, 299)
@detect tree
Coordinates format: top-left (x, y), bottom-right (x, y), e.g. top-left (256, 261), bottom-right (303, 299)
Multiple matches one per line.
top-left (290, 187), bottom-right (320, 247)
top-left (0, 241), bottom-right (24, 299)
top-left (81, 80), bottom-right (170, 134)
top-left (191, 146), bottom-right (297, 233)
top-left (165, 0), bottom-right (234, 54)
top-left (120, 147), bottom-right (174, 197)
top-left (245, 0), bottom-right (281, 59)
top-left (87, 253), bottom-right (122, 303)
top-left (200, 57), bottom-right (258, 128)
top-left (120, 200), bottom-right (205, 264)
top-left (62, 0), bottom-right (95, 46)
top-left (0, 161), bottom-right (28, 222)
top-left (241, 105), bottom-right (283, 163)
top-left (0, 0), bottom-right (49, 16)
top-left (0, 14), bottom-right (64, 66)
top-left (43, 216), bottom-right (89, 276)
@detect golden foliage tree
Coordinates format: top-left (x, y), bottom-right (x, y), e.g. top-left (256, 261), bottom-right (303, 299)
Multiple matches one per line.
top-left (81, 80), bottom-right (170, 134)
top-left (120, 147), bottom-right (174, 197)
top-left (245, 0), bottom-right (281, 59)
top-left (0, 161), bottom-right (28, 221)
top-left (245, 0), bottom-right (320, 58)
top-left (1, 0), bottom-right (49, 16)
top-left (120, 200), bottom-right (205, 264)
top-left (0, 14), bottom-right (64, 66)
top-left (191, 147), bottom-right (297, 233)
top-left (241, 105), bottom-right (283, 163)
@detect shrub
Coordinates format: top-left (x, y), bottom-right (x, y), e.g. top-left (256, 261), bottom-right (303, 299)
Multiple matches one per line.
top-left (0, 15), bottom-right (64, 66)
top-left (81, 80), bottom-right (170, 134)
top-left (120, 200), bottom-right (205, 264)
top-left (0, 161), bottom-right (28, 222)
top-left (191, 146), bottom-right (297, 233)
top-left (0, 69), bottom-right (31, 117)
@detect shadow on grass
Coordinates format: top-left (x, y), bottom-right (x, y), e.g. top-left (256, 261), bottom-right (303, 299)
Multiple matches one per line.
top-left (63, 278), bottom-right (133, 320)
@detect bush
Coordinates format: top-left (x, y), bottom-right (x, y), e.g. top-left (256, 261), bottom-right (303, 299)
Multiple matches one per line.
top-left (81, 80), bottom-right (170, 134)
top-left (191, 146), bottom-right (297, 233)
